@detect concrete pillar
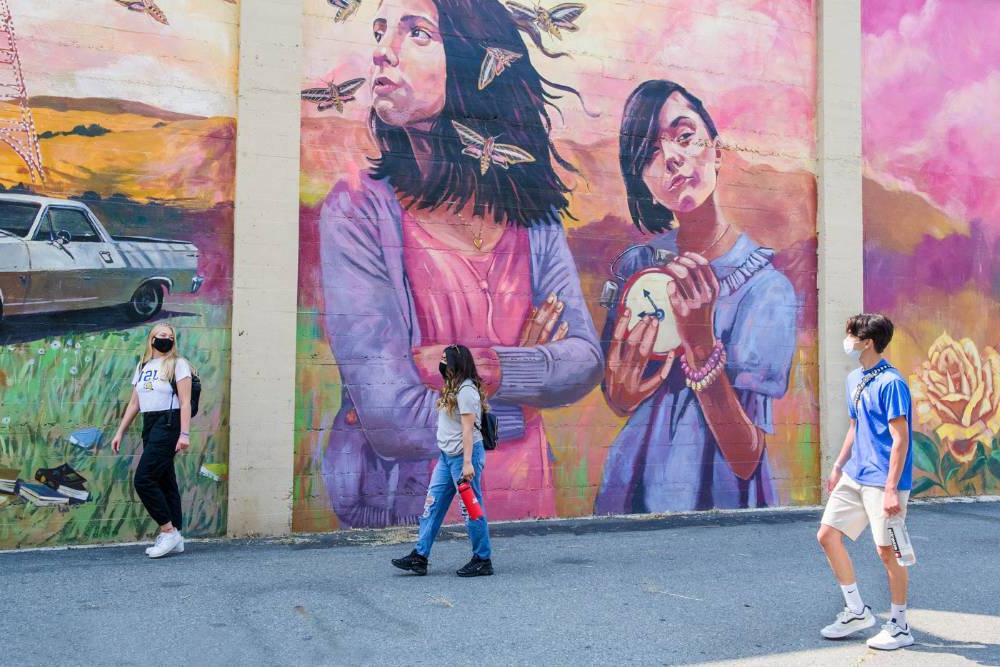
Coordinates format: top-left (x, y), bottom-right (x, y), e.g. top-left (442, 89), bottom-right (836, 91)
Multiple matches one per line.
top-left (227, 0), bottom-right (303, 535)
top-left (817, 0), bottom-right (865, 493)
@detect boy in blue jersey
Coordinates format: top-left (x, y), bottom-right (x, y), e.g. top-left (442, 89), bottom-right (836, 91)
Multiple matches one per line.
top-left (817, 314), bottom-right (915, 650)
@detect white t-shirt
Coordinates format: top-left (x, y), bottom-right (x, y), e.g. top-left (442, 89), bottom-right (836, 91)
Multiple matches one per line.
top-left (132, 357), bottom-right (192, 413)
top-left (436, 380), bottom-right (482, 457)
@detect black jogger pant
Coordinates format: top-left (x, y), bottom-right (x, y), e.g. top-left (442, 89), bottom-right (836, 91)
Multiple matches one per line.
top-left (134, 409), bottom-right (183, 530)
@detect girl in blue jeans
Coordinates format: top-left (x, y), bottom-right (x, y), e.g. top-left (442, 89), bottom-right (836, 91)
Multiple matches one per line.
top-left (392, 345), bottom-right (493, 577)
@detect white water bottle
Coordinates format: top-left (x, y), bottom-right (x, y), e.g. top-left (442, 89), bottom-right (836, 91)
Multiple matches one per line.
top-left (886, 516), bottom-right (916, 567)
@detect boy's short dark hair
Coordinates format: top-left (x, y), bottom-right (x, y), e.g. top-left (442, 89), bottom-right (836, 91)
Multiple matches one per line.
top-left (846, 313), bottom-right (895, 353)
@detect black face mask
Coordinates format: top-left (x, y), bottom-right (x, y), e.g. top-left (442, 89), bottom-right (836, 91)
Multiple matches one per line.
top-left (439, 362), bottom-right (448, 379)
top-left (152, 338), bottom-right (174, 353)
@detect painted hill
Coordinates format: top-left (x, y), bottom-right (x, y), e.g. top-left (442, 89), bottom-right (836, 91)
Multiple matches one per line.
top-left (0, 97), bottom-right (235, 209)
top-left (862, 172), bottom-right (967, 252)
top-left (28, 96), bottom-right (203, 121)
top-left (301, 113), bottom-right (818, 247)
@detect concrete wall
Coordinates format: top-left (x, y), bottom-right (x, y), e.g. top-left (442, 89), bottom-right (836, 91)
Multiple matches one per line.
top-left (227, 0), bottom-right (302, 537)
top-left (817, 0), bottom-right (864, 494)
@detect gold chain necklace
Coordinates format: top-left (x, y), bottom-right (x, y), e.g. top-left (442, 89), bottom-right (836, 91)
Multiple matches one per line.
top-left (702, 224), bottom-right (731, 255)
top-left (451, 201), bottom-right (487, 251)
top-left (472, 218), bottom-right (485, 250)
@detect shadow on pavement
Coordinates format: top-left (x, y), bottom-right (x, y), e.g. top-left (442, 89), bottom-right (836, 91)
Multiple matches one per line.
top-left (909, 639), bottom-right (1000, 666)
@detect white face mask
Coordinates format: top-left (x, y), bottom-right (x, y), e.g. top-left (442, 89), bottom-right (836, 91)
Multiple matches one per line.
top-left (843, 336), bottom-right (862, 360)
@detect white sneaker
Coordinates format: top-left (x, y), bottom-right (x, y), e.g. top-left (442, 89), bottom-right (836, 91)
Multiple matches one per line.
top-left (867, 621), bottom-right (914, 650)
top-left (146, 531), bottom-right (184, 558)
top-left (145, 531), bottom-right (185, 556)
top-left (821, 606), bottom-right (876, 639)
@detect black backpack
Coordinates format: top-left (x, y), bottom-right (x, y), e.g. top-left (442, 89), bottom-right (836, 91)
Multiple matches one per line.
top-left (170, 370), bottom-right (201, 417)
top-left (481, 408), bottom-right (498, 451)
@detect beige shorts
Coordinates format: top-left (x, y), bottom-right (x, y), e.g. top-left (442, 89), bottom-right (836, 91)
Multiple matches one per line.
top-left (821, 474), bottom-right (909, 547)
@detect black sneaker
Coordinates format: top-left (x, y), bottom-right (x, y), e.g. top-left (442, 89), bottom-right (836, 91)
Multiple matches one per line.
top-left (391, 549), bottom-right (428, 576)
top-left (456, 556), bottom-right (493, 577)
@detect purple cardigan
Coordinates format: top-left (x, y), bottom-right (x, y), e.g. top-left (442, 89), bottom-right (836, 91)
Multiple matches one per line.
top-left (319, 175), bottom-right (602, 527)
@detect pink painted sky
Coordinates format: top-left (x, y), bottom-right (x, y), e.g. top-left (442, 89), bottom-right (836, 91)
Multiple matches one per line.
top-left (863, 0), bottom-right (1000, 230)
top-left (303, 0), bottom-right (817, 172)
top-left (9, 0), bottom-right (238, 117)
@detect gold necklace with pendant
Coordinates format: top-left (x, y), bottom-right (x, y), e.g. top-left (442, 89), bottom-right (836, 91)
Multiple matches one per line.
top-left (469, 211), bottom-right (486, 251)
top-left (471, 218), bottom-right (486, 251)
top-left (451, 203), bottom-right (487, 251)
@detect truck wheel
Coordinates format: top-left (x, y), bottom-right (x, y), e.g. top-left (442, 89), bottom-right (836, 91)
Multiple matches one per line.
top-left (125, 283), bottom-right (164, 321)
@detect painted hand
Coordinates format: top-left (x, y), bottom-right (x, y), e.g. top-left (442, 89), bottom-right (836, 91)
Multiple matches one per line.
top-left (412, 345), bottom-right (501, 395)
top-left (604, 309), bottom-right (675, 416)
top-left (412, 344), bottom-right (449, 390)
top-left (665, 252), bottom-right (720, 360)
top-left (519, 292), bottom-right (569, 347)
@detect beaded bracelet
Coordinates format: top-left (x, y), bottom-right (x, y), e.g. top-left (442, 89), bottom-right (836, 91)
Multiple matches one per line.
top-left (680, 341), bottom-right (727, 393)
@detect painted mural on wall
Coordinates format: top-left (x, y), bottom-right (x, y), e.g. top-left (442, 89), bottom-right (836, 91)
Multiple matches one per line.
top-left (296, 0), bottom-right (819, 531)
top-left (862, 0), bottom-right (1000, 496)
top-left (0, 0), bottom-right (237, 548)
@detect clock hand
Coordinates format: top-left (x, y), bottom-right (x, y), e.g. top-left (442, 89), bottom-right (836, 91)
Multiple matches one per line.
top-left (642, 289), bottom-right (666, 321)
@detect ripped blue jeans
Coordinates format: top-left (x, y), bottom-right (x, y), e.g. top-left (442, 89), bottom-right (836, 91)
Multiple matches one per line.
top-left (415, 441), bottom-right (491, 560)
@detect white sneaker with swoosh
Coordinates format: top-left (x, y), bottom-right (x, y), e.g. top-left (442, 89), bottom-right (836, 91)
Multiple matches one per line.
top-left (821, 606), bottom-right (876, 639)
top-left (867, 621), bottom-right (914, 650)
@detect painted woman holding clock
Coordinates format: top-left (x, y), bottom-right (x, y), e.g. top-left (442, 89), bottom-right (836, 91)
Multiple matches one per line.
top-left (594, 80), bottom-right (797, 514)
top-left (319, 0), bottom-right (601, 528)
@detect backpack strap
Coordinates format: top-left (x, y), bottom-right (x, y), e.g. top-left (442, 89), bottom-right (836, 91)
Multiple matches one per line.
top-left (168, 358), bottom-right (194, 409)
top-left (852, 363), bottom-right (893, 411)
top-left (168, 358), bottom-right (183, 406)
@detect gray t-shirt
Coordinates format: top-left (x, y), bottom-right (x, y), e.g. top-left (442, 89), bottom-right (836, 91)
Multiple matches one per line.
top-left (436, 380), bottom-right (482, 457)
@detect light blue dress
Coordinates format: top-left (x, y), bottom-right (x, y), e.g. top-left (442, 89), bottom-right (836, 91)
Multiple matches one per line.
top-left (595, 233), bottom-right (798, 513)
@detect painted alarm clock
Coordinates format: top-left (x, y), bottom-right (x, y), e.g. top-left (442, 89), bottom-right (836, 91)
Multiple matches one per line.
top-left (618, 267), bottom-right (682, 359)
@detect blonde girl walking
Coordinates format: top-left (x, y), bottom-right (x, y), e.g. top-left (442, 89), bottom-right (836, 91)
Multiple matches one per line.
top-left (111, 323), bottom-right (193, 558)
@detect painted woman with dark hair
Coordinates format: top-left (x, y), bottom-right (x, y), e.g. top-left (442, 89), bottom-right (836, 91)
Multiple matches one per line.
top-left (594, 80), bottom-right (797, 513)
top-left (320, 0), bottom-right (602, 528)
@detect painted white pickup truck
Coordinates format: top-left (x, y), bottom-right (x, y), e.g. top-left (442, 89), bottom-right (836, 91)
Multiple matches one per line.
top-left (0, 195), bottom-right (203, 322)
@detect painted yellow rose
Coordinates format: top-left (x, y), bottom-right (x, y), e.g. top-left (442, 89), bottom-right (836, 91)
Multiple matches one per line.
top-left (911, 334), bottom-right (1000, 462)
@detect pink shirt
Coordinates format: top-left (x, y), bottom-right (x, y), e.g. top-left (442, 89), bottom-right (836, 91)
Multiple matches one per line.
top-left (403, 212), bottom-right (556, 520)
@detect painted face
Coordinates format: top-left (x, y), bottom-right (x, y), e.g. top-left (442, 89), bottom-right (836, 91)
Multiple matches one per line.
top-left (642, 92), bottom-right (721, 214)
top-left (371, 0), bottom-right (447, 130)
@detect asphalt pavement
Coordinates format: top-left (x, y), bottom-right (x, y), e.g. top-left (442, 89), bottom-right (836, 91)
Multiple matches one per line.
top-left (2, 499), bottom-right (998, 666)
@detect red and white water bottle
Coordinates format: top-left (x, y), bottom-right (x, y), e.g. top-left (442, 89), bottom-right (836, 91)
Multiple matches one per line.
top-left (457, 482), bottom-right (484, 521)
top-left (886, 516), bottom-right (916, 566)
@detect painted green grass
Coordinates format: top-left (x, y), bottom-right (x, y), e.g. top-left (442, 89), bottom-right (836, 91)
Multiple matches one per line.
top-left (292, 313), bottom-right (341, 532)
top-left (0, 306), bottom-right (231, 549)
